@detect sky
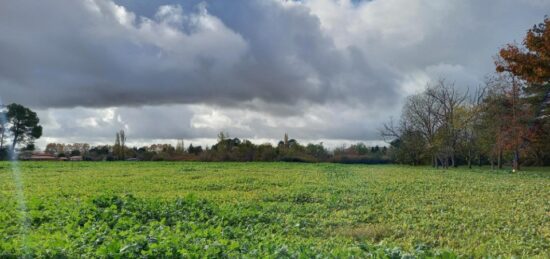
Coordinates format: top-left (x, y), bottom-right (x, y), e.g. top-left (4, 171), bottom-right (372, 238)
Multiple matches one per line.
top-left (0, 0), bottom-right (548, 149)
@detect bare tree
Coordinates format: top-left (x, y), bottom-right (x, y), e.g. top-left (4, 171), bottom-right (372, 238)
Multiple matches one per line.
top-left (381, 117), bottom-right (402, 142)
top-left (426, 80), bottom-right (469, 168)
top-left (402, 90), bottom-right (441, 167)
top-left (457, 85), bottom-right (488, 168)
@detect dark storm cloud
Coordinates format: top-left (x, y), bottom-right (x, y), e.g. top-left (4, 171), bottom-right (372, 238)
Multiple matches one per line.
top-left (0, 0), bottom-right (398, 112)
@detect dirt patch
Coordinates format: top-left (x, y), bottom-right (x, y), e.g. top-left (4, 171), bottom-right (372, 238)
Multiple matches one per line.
top-left (333, 224), bottom-right (393, 242)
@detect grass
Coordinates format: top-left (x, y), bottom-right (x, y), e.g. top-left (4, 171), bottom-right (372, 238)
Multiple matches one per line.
top-left (0, 162), bottom-right (549, 257)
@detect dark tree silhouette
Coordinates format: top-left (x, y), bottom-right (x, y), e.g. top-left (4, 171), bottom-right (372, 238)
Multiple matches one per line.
top-left (6, 103), bottom-right (42, 150)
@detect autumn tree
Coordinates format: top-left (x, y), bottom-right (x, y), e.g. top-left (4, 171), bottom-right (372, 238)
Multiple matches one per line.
top-left (477, 80), bottom-right (507, 169)
top-left (497, 17), bottom-right (550, 115)
top-left (496, 17), bottom-right (550, 169)
top-left (45, 143), bottom-right (66, 156)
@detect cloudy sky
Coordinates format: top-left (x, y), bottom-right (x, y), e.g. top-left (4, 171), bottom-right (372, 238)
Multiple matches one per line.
top-left (0, 0), bottom-right (548, 149)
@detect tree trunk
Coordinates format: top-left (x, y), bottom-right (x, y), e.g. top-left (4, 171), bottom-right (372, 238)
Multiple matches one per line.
top-left (467, 149), bottom-right (472, 169)
top-left (536, 151), bottom-right (543, 166)
top-left (513, 149), bottom-right (520, 171)
top-left (491, 150), bottom-right (496, 170)
top-left (497, 149), bottom-right (503, 169)
top-left (478, 154), bottom-right (482, 167)
top-left (451, 154), bottom-right (456, 168)
top-left (11, 132), bottom-right (18, 152)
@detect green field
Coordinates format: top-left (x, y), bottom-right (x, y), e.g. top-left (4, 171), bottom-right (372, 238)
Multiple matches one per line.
top-left (0, 162), bottom-right (549, 257)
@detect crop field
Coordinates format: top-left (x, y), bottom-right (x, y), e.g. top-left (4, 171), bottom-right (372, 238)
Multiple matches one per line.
top-left (0, 162), bottom-right (549, 257)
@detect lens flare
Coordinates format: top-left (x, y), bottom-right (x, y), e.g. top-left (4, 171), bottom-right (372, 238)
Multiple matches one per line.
top-left (0, 99), bottom-right (30, 255)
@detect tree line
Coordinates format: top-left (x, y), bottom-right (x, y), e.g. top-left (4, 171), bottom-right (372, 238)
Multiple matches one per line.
top-left (383, 17), bottom-right (550, 170)
top-left (42, 131), bottom-right (392, 163)
top-left (0, 108), bottom-right (392, 163)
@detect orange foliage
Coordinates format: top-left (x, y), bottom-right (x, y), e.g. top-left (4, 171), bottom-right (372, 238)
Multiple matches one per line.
top-left (496, 17), bottom-right (550, 84)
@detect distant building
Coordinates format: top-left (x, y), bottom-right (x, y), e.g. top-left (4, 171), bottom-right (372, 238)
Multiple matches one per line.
top-left (26, 152), bottom-right (57, 161)
top-left (69, 156), bottom-right (83, 161)
top-left (30, 154), bottom-right (58, 161)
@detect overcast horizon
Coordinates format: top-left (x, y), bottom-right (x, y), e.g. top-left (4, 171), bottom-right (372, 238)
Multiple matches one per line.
top-left (1, 0), bottom-right (548, 149)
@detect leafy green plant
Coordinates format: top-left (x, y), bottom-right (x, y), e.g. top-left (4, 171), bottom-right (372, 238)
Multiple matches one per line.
top-left (0, 162), bottom-right (548, 257)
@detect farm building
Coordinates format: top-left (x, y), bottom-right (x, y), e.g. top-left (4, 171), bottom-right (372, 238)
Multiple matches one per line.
top-left (23, 152), bottom-right (58, 161)
top-left (30, 154), bottom-right (58, 161)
